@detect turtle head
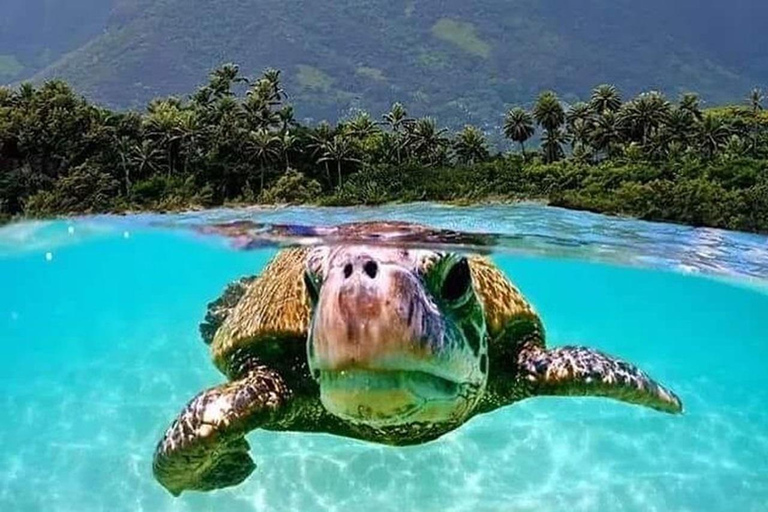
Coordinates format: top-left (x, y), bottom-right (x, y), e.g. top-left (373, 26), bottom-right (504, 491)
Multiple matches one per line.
top-left (305, 245), bottom-right (488, 430)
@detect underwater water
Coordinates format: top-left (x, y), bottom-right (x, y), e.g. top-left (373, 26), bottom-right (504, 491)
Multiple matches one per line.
top-left (1, 203), bottom-right (768, 512)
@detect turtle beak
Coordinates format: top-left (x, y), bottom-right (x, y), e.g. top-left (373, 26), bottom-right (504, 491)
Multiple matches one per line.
top-left (309, 251), bottom-right (445, 374)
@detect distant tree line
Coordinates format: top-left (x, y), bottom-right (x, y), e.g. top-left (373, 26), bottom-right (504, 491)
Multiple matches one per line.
top-left (1, 64), bottom-right (767, 232)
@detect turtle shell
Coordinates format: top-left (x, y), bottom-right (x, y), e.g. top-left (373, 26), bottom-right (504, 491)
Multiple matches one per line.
top-left (208, 241), bottom-right (542, 377)
top-left (210, 247), bottom-right (311, 375)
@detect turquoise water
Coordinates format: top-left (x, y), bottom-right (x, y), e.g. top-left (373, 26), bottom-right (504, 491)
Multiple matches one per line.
top-left (2, 203), bottom-right (768, 511)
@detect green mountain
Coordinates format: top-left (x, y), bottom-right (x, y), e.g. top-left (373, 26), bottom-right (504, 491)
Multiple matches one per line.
top-left (4, 0), bottom-right (768, 127)
top-left (0, 0), bottom-right (115, 80)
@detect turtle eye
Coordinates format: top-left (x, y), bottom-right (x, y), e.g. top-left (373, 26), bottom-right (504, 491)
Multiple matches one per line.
top-left (304, 271), bottom-right (320, 305)
top-left (441, 257), bottom-right (472, 303)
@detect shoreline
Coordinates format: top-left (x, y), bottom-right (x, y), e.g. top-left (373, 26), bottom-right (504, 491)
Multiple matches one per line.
top-left (3, 72), bottom-right (767, 236)
top-left (4, 196), bottom-right (550, 222)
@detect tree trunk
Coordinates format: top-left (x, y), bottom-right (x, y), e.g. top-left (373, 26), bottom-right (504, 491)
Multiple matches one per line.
top-left (337, 160), bottom-right (342, 189)
top-left (323, 161), bottom-right (331, 187)
top-left (167, 143), bottom-right (173, 178)
top-left (120, 155), bottom-right (131, 195)
top-left (520, 141), bottom-right (526, 161)
top-left (752, 120), bottom-right (759, 157)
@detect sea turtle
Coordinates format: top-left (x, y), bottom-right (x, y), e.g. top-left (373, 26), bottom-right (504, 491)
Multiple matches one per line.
top-left (153, 221), bottom-right (682, 496)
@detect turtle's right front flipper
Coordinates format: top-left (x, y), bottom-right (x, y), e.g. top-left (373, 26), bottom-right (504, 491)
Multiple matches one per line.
top-left (153, 365), bottom-right (290, 496)
top-left (516, 343), bottom-right (683, 414)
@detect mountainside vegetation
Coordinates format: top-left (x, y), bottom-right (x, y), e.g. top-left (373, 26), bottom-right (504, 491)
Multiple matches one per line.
top-left (0, 0), bottom-right (115, 81)
top-left (2, 65), bottom-right (768, 232)
top-left (2, 0), bottom-right (768, 130)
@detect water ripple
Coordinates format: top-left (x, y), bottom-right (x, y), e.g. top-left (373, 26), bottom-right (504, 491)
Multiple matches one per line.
top-left (5, 203), bottom-right (765, 283)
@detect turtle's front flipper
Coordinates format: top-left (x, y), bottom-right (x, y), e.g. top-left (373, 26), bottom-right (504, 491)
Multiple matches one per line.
top-left (517, 343), bottom-right (682, 414)
top-left (199, 275), bottom-right (257, 345)
top-left (153, 365), bottom-right (290, 496)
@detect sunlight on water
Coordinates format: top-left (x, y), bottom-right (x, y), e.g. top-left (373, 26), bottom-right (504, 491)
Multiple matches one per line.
top-left (1, 204), bottom-right (767, 511)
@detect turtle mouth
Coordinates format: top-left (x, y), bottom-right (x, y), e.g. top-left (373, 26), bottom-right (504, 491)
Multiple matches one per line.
top-left (319, 369), bottom-right (461, 396)
top-left (316, 368), bottom-right (466, 426)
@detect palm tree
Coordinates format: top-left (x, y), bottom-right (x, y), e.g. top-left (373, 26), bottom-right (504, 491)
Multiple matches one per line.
top-left (241, 69), bottom-right (286, 132)
top-left (698, 114), bottom-right (731, 159)
top-left (541, 128), bottom-right (567, 163)
top-left (17, 82), bottom-right (36, 104)
top-left (144, 99), bottom-right (186, 177)
top-left (208, 63), bottom-right (247, 99)
top-left (679, 92), bottom-right (703, 121)
top-left (619, 91), bottom-right (671, 146)
top-left (208, 95), bottom-right (242, 136)
top-left (308, 122), bottom-right (335, 185)
top-left (277, 105), bottom-right (294, 133)
top-left (566, 102), bottom-right (593, 127)
top-left (176, 109), bottom-right (201, 175)
top-left (115, 136), bottom-right (135, 194)
top-left (345, 111), bottom-right (380, 140)
top-left (503, 107), bottom-right (535, 157)
top-left (533, 91), bottom-right (565, 132)
top-left (566, 102), bottom-right (594, 152)
top-left (589, 84), bottom-right (622, 114)
top-left (129, 140), bottom-right (163, 179)
top-left (246, 129), bottom-right (281, 192)
top-left (571, 142), bottom-right (594, 163)
top-left (318, 135), bottom-right (361, 188)
top-left (190, 86), bottom-right (214, 110)
top-left (405, 117), bottom-right (449, 166)
top-left (262, 68), bottom-right (285, 104)
top-left (746, 88), bottom-right (765, 156)
top-left (243, 77), bottom-right (282, 130)
top-left (382, 103), bottom-right (411, 164)
top-left (590, 111), bottom-right (621, 160)
top-left (382, 102), bottom-right (412, 133)
top-left (664, 107), bottom-right (695, 147)
top-left (533, 92), bottom-right (566, 163)
top-left (243, 95), bottom-right (278, 130)
top-left (748, 88), bottom-right (764, 114)
top-left (568, 118), bottom-right (592, 155)
top-left (278, 130), bottom-right (297, 172)
top-left (453, 125), bottom-right (489, 164)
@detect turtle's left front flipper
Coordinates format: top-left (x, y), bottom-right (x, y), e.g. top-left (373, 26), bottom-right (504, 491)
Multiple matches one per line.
top-left (517, 343), bottom-right (682, 414)
top-left (153, 366), bottom-right (290, 496)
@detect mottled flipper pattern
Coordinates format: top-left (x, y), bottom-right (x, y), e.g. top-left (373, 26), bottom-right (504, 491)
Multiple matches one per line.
top-left (517, 343), bottom-right (682, 413)
top-left (153, 365), bottom-right (290, 495)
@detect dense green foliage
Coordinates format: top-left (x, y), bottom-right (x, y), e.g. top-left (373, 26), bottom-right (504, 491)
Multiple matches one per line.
top-left (4, 0), bottom-right (768, 130)
top-left (2, 65), bottom-right (768, 233)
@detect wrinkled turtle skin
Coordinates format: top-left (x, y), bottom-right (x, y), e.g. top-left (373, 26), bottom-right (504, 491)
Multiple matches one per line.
top-left (153, 222), bottom-right (682, 496)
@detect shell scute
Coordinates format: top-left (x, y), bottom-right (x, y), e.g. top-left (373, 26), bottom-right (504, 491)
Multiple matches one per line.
top-left (211, 248), bottom-right (311, 371)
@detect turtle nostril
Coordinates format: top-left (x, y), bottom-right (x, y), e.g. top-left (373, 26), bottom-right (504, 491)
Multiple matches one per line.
top-left (363, 260), bottom-right (378, 278)
top-left (343, 263), bottom-right (353, 279)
